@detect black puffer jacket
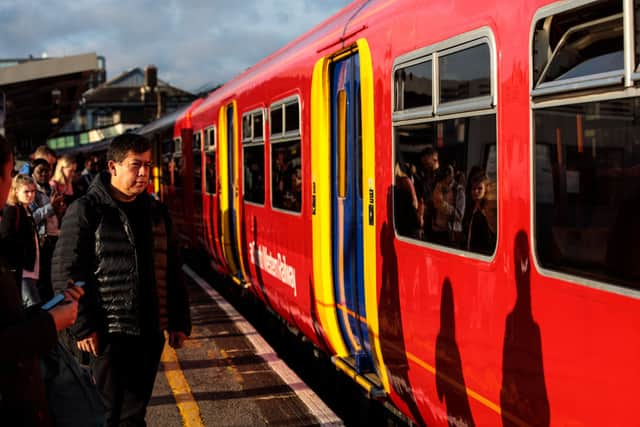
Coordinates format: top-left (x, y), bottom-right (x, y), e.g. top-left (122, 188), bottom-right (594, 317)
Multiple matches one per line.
top-left (51, 172), bottom-right (190, 339)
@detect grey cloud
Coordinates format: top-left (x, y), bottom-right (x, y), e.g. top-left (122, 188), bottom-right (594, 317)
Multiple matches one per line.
top-left (0, 0), bottom-right (352, 91)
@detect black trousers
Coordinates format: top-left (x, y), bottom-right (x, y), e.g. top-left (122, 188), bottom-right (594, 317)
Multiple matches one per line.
top-left (90, 332), bottom-right (165, 427)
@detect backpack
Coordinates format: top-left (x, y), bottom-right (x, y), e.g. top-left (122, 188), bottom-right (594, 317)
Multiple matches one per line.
top-left (41, 340), bottom-right (105, 426)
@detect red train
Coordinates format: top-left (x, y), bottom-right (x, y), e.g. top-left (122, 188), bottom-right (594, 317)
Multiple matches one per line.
top-left (135, 0), bottom-right (640, 425)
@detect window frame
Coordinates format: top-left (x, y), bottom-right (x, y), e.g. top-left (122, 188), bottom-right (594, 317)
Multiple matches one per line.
top-left (269, 95), bottom-right (303, 215)
top-left (193, 130), bottom-right (203, 193)
top-left (242, 107), bottom-right (266, 206)
top-left (529, 0), bottom-right (640, 298)
top-left (391, 27), bottom-right (498, 260)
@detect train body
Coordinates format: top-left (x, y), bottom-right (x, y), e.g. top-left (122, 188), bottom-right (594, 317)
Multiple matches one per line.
top-left (136, 0), bottom-right (640, 425)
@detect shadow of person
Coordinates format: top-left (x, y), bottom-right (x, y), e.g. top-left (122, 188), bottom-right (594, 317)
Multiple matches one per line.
top-left (435, 278), bottom-right (475, 427)
top-left (500, 231), bottom-right (550, 427)
top-left (379, 187), bottom-right (427, 426)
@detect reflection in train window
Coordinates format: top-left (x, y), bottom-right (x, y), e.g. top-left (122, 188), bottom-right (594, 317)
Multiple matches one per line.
top-left (204, 126), bottom-right (216, 195)
top-left (393, 35), bottom-right (497, 256)
top-left (534, 99), bottom-right (640, 290)
top-left (394, 116), bottom-right (497, 254)
top-left (270, 97), bottom-right (301, 213)
top-left (394, 59), bottom-right (432, 111)
top-left (242, 109), bottom-right (265, 204)
top-left (439, 44), bottom-right (490, 104)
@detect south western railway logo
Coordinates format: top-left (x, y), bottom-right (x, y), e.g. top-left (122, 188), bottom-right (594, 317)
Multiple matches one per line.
top-left (248, 241), bottom-right (297, 296)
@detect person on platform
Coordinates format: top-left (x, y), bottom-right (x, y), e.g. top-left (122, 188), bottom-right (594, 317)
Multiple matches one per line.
top-left (0, 174), bottom-right (41, 307)
top-left (0, 134), bottom-right (84, 426)
top-left (51, 133), bottom-right (191, 426)
top-left (18, 145), bottom-right (57, 174)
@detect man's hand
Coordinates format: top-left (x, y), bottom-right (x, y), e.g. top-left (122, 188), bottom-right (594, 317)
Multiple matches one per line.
top-left (49, 285), bottom-right (85, 332)
top-left (77, 332), bottom-right (99, 356)
top-left (168, 331), bottom-right (187, 349)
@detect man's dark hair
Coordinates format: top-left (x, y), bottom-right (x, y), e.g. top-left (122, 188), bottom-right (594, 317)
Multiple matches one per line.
top-left (419, 144), bottom-right (436, 159)
top-left (31, 158), bottom-right (50, 174)
top-left (107, 133), bottom-right (151, 163)
top-left (0, 134), bottom-right (13, 168)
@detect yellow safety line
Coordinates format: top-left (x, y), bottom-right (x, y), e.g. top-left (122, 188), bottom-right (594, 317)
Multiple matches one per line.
top-left (161, 340), bottom-right (205, 427)
top-left (406, 352), bottom-right (529, 427)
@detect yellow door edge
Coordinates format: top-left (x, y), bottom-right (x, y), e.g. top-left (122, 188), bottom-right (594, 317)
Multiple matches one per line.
top-left (311, 55), bottom-right (349, 358)
top-left (357, 38), bottom-right (390, 393)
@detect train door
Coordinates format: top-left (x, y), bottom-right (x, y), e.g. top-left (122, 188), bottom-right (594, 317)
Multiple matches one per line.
top-left (219, 102), bottom-right (246, 282)
top-left (330, 52), bottom-right (374, 373)
top-left (202, 125), bottom-right (226, 272)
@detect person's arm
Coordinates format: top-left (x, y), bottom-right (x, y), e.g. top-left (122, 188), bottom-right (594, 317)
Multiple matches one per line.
top-left (51, 199), bottom-right (100, 339)
top-left (30, 193), bottom-right (55, 226)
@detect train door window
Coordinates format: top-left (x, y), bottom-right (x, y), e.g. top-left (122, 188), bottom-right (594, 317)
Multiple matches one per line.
top-left (193, 131), bottom-right (202, 192)
top-left (204, 126), bottom-right (217, 194)
top-left (161, 138), bottom-right (174, 186)
top-left (242, 109), bottom-right (265, 205)
top-left (270, 96), bottom-right (302, 213)
top-left (173, 137), bottom-right (183, 189)
top-left (392, 30), bottom-right (497, 257)
top-left (532, 0), bottom-right (640, 292)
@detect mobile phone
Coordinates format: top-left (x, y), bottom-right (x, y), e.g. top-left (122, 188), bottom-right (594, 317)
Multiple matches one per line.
top-left (41, 281), bottom-right (86, 311)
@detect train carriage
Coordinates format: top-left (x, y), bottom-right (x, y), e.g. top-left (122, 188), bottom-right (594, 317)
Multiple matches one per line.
top-left (140, 0), bottom-right (640, 425)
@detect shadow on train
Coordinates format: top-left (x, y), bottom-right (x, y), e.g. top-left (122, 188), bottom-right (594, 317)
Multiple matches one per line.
top-left (435, 278), bottom-right (475, 427)
top-left (500, 230), bottom-right (550, 427)
top-left (379, 187), bottom-right (428, 426)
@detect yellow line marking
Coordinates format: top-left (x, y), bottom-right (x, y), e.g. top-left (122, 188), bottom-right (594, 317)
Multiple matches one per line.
top-left (161, 338), bottom-right (205, 427)
top-left (406, 352), bottom-right (529, 427)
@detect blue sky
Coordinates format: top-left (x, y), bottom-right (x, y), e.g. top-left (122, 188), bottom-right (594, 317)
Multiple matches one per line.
top-left (0, 1), bottom-right (352, 92)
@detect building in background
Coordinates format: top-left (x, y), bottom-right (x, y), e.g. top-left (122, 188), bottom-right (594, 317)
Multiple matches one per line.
top-left (47, 66), bottom-right (196, 152)
top-left (0, 53), bottom-right (105, 156)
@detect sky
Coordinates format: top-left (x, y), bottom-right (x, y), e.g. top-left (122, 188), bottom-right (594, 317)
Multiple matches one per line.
top-left (0, 0), bottom-right (353, 93)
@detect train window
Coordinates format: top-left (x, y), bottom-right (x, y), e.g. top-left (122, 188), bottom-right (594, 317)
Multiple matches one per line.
top-left (193, 131), bottom-right (202, 192)
top-left (242, 109), bottom-right (265, 205)
top-left (204, 126), bottom-right (216, 194)
top-left (285, 100), bottom-right (299, 134)
top-left (439, 43), bottom-right (491, 104)
top-left (270, 97), bottom-right (302, 213)
top-left (173, 137), bottom-right (183, 188)
top-left (270, 105), bottom-right (283, 135)
top-left (393, 32), bottom-right (497, 256)
top-left (193, 132), bottom-right (201, 151)
top-left (534, 99), bottom-right (640, 291)
top-left (394, 59), bottom-right (433, 111)
top-left (532, 1), bottom-right (623, 97)
top-left (532, 1), bottom-right (640, 293)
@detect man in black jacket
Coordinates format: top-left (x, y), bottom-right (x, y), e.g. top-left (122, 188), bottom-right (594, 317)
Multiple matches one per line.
top-left (52, 133), bottom-right (191, 426)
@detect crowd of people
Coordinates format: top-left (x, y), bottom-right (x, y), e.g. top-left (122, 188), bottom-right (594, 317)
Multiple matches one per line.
top-left (395, 144), bottom-right (497, 255)
top-left (0, 134), bottom-right (191, 426)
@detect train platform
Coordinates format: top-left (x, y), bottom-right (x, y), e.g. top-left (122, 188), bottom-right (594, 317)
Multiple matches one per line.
top-left (145, 266), bottom-right (344, 427)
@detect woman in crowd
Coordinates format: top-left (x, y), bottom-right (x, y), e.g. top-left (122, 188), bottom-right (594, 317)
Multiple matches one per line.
top-left (465, 170), bottom-right (496, 255)
top-left (30, 158), bottom-right (65, 301)
top-left (0, 135), bottom-right (83, 425)
top-left (49, 154), bottom-right (77, 205)
top-left (0, 174), bottom-right (39, 302)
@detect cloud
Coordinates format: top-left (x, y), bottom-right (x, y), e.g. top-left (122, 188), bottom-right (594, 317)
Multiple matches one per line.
top-left (0, 0), bottom-right (352, 92)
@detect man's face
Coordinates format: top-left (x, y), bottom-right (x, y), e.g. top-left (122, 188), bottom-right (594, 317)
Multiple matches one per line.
top-left (110, 150), bottom-right (152, 198)
top-left (0, 154), bottom-right (13, 209)
top-left (33, 164), bottom-right (51, 185)
top-left (422, 153), bottom-right (439, 170)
